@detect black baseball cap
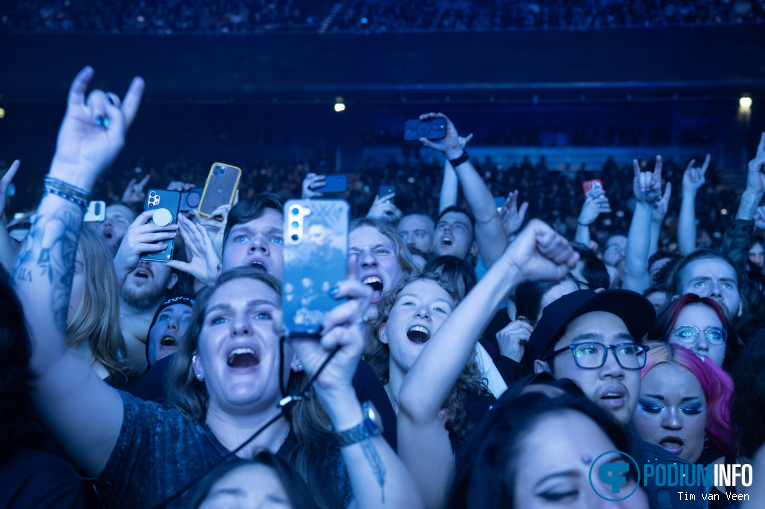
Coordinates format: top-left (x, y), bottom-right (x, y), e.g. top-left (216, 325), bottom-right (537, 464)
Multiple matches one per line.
top-left (528, 289), bottom-right (656, 363)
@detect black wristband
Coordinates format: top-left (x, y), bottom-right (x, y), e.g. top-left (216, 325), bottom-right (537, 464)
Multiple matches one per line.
top-left (448, 150), bottom-right (470, 167)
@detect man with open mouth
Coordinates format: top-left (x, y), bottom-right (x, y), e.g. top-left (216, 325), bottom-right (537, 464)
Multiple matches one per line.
top-left (349, 217), bottom-right (417, 320)
top-left (87, 201), bottom-right (136, 255)
top-left (221, 193), bottom-right (285, 281)
top-left (529, 289), bottom-right (705, 509)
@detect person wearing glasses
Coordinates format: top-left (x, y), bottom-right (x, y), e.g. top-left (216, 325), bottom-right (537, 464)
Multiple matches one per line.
top-left (647, 294), bottom-right (738, 370)
top-left (528, 289), bottom-right (706, 509)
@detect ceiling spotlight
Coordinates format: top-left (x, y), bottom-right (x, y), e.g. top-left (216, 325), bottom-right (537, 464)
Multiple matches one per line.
top-left (334, 96), bottom-right (345, 112)
top-left (740, 96), bottom-right (752, 109)
top-left (0, 108), bottom-right (4, 118)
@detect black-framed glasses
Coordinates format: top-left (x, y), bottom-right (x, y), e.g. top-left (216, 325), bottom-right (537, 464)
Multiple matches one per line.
top-left (672, 325), bottom-right (727, 345)
top-left (545, 342), bottom-right (648, 370)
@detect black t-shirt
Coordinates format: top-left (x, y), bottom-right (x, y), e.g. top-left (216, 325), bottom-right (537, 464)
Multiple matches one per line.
top-left (130, 355), bottom-right (397, 451)
top-left (0, 445), bottom-right (87, 509)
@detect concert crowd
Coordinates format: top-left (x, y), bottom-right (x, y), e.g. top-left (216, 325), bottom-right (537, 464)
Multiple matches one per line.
top-left (1, 0), bottom-right (762, 34)
top-left (2, 66), bottom-right (765, 509)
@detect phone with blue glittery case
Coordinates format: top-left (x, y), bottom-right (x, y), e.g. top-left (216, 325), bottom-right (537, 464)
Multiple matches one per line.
top-left (282, 199), bottom-right (349, 338)
top-left (140, 189), bottom-right (180, 263)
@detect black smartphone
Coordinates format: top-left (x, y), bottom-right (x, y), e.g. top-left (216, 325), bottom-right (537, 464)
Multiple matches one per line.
top-left (404, 118), bottom-right (447, 141)
top-left (140, 189), bottom-right (181, 263)
top-left (379, 185), bottom-right (395, 197)
top-left (494, 196), bottom-right (506, 213)
top-left (179, 188), bottom-right (203, 212)
top-left (321, 174), bottom-right (347, 194)
top-left (282, 199), bottom-right (349, 338)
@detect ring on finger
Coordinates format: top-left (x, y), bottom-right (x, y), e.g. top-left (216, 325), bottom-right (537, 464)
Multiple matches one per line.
top-left (354, 314), bottom-right (369, 326)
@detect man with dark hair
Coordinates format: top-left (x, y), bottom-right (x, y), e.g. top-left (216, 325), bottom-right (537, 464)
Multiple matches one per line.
top-left (570, 244), bottom-right (610, 290)
top-left (647, 250), bottom-right (680, 285)
top-left (433, 206), bottom-right (477, 261)
top-left (221, 192), bottom-right (285, 280)
top-left (419, 113), bottom-right (508, 269)
top-left (529, 289), bottom-right (704, 509)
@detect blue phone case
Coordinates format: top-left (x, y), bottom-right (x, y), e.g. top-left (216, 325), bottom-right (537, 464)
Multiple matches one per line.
top-left (282, 199), bottom-right (349, 337)
top-left (140, 189), bottom-right (181, 262)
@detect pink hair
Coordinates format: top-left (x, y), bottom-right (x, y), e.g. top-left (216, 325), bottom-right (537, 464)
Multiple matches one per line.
top-left (641, 341), bottom-right (737, 454)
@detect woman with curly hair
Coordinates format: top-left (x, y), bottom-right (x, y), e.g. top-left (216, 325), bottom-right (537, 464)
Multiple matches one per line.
top-left (367, 273), bottom-right (490, 432)
top-left (392, 220), bottom-right (579, 509)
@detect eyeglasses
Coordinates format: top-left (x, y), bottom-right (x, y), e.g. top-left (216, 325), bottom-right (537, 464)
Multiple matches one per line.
top-left (672, 325), bottom-right (727, 345)
top-left (545, 342), bottom-right (648, 370)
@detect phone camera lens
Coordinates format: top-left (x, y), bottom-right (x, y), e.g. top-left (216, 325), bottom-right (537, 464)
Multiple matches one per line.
top-left (291, 234), bottom-right (298, 241)
top-left (291, 207), bottom-right (299, 215)
top-left (291, 221), bottom-right (299, 228)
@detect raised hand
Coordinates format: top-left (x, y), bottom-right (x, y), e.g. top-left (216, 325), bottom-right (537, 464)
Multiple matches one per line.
top-left (121, 174), bottom-right (150, 204)
top-left (113, 210), bottom-right (177, 280)
top-left (746, 132), bottom-right (765, 195)
top-left (0, 160), bottom-right (20, 214)
top-left (367, 193), bottom-right (401, 220)
top-left (652, 182), bottom-right (672, 224)
top-left (500, 190), bottom-right (529, 236)
top-left (755, 206), bottom-right (765, 231)
top-left (682, 154), bottom-right (710, 195)
top-left (287, 259), bottom-right (372, 395)
top-left (167, 214), bottom-right (221, 286)
top-left (50, 66), bottom-right (145, 190)
top-left (417, 113), bottom-right (464, 160)
top-left (166, 181), bottom-right (196, 192)
top-left (302, 173), bottom-right (326, 199)
top-left (577, 188), bottom-right (611, 226)
top-left (503, 219), bottom-right (579, 283)
top-left (633, 156), bottom-right (663, 204)
top-left (496, 319), bottom-right (533, 362)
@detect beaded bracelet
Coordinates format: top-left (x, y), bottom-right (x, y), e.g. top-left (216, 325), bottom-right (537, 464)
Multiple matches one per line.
top-left (43, 176), bottom-right (92, 202)
top-left (43, 185), bottom-right (89, 210)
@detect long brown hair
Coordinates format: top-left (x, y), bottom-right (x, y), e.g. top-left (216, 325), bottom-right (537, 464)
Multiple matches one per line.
top-left (66, 228), bottom-right (130, 383)
top-left (367, 272), bottom-right (487, 438)
top-left (166, 266), bottom-right (349, 508)
top-left (167, 266), bottom-right (284, 419)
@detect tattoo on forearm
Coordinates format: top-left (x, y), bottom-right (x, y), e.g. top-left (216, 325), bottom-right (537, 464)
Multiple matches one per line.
top-left (360, 439), bottom-right (386, 503)
top-left (12, 207), bottom-right (81, 331)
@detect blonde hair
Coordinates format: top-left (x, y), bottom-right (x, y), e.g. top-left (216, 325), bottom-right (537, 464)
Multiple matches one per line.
top-left (66, 228), bottom-right (130, 383)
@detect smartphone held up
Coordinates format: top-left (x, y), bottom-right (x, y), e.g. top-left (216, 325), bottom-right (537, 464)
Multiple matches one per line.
top-left (282, 199), bottom-right (349, 337)
top-left (404, 118), bottom-right (446, 141)
top-left (140, 189), bottom-right (181, 262)
top-left (198, 163), bottom-right (241, 216)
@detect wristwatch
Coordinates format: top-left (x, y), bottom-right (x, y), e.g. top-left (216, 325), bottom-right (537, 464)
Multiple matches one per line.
top-left (448, 150), bottom-right (470, 168)
top-left (334, 401), bottom-right (384, 447)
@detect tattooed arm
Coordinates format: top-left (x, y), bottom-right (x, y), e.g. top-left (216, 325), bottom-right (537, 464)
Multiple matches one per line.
top-left (290, 271), bottom-right (424, 509)
top-left (11, 66), bottom-right (144, 477)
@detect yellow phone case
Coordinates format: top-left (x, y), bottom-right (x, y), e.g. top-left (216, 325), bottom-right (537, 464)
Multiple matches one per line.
top-left (197, 162), bottom-right (242, 217)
